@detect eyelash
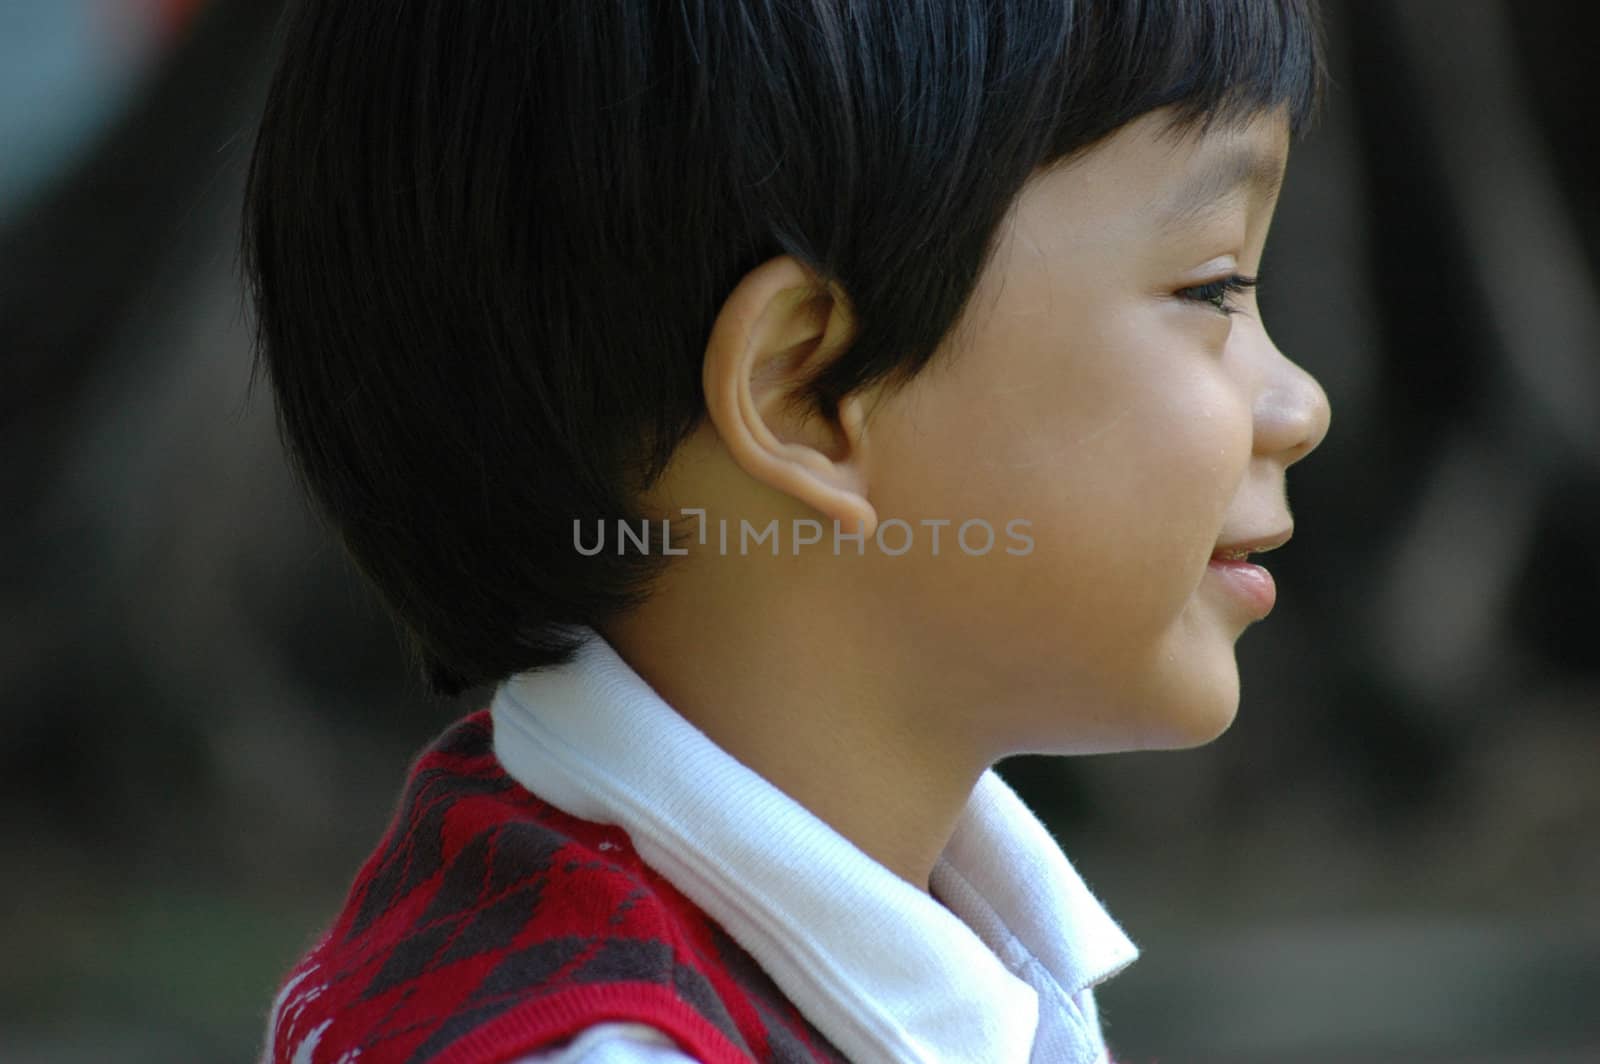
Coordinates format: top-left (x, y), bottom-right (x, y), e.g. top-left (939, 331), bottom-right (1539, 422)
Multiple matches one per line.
top-left (1177, 273), bottom-right (1259, 316)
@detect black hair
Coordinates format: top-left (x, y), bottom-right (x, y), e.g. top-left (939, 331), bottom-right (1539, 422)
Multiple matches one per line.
top-left (240, 0), bottom-right (1325, 696)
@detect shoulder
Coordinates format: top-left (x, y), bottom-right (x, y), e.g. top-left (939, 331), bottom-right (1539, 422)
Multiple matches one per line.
top-left (263, 712), bottom-right (753, 1064)
top-left (331, 710), bottom-right (684, 964)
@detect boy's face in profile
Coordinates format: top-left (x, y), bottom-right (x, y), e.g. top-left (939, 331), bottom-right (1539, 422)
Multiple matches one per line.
top-left (855, 104), bottom-right (1331, 756)
top-left (629, 105), bottom-right (1331, 782)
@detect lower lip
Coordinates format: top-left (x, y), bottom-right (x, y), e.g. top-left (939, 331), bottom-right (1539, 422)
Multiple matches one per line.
top-left (1207, 557), bottom-right (1277, 617)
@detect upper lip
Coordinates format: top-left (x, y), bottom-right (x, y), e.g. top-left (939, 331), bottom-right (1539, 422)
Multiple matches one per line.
top-left (1212, 528), bottom-right (1293, 559)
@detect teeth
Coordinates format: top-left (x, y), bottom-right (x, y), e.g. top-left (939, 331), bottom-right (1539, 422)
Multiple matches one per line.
top-left (1217, 549), bottom-right (1251, 560)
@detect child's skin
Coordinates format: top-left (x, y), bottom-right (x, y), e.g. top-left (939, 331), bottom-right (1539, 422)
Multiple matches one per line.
top-left (602, 104), bottom-right (1331, 897)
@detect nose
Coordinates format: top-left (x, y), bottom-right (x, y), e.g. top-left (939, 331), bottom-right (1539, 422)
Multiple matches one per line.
top-left (1253, 344), bottom-right (1332, 466)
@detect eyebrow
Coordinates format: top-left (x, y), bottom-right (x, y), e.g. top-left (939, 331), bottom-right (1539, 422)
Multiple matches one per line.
top-left (1155, 146), bottom-right (1287, 233)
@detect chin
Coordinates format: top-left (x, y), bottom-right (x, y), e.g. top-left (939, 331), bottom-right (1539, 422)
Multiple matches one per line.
top-left (1157, 708), bottom-right (1238, 749)
top-left (1024, 644), bottom-right (1244, 755)
top-left (1141, 656), bottom-right (1243, 750)
top-left (1032, 680), bottom-right (1241, 756)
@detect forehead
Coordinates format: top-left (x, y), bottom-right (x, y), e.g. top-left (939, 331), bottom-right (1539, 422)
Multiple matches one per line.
top-left (1029, 106), bottom-right (1292, 230)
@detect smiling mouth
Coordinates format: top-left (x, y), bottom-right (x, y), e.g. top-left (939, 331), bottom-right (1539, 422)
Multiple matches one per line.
top-left (1203, 540), bottom-right (1286, 614)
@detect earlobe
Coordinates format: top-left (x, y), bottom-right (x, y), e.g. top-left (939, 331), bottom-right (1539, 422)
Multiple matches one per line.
top-left (702, 256), bottom-right (879, 538)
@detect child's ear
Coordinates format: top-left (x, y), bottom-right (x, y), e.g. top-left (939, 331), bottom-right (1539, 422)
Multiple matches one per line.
top-left (702, 255), bottom-right (878, 538)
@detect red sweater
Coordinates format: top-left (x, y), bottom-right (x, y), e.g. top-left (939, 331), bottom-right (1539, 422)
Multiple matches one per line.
top-left (264, 711), bottom-right (848, 1064)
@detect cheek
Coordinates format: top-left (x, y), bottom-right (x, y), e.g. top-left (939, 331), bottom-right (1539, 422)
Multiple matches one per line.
top-left (1037, 386), bottom-right (1249, 632)
top-left (1008, 339), bottom-right (1251, 542)
top-left (1136, 375), bottom-right (1255, 548)
top-left (860, 292), bottom-right (1252, 655)
top-left (870, 373), bottom-right (1251, 665)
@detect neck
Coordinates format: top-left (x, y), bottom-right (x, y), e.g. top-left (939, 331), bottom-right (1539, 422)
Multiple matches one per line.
top-left (600, 568), bottom-right (991, 895)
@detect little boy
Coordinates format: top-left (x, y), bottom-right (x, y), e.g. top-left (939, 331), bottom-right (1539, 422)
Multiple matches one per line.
top-left (246, 1), bottom-right (1331, 1061)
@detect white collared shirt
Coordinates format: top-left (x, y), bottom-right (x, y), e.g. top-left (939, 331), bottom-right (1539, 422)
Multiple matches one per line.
top-left (490, 628), bottom-right (1138, 1063)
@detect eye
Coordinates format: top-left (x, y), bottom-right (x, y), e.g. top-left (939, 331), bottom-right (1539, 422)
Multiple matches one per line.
top-left (1177, 273), bottom-right (1259, 316)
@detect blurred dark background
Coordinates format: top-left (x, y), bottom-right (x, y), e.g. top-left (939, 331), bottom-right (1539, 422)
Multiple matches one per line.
top-left (2, 2), bottom-right (1596, 1061)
